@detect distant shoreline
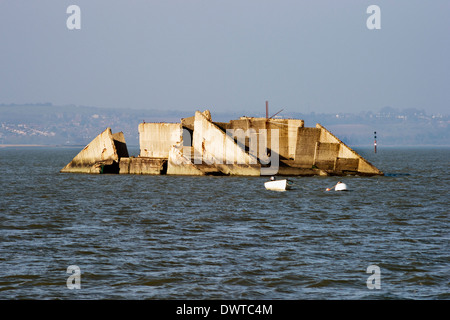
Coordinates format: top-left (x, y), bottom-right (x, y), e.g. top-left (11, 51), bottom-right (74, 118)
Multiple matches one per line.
top-left (0, 144), bottom-right (140, 148)
top-left (0, 144), bottom-right (80, 148)
top-left (0, 144), bottom-right (51, 148)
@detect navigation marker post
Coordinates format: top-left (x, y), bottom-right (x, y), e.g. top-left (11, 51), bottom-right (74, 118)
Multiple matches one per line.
top-left (374, 131), bottom-right (377, 153)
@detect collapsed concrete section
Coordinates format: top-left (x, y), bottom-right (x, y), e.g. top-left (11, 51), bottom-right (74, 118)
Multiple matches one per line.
top-left (60, 128), bottom-right (129, 174)
top-left (61, 110), bottom-right (383, 176)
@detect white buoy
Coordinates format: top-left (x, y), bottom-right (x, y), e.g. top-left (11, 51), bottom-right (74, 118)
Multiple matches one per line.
top-left (334, 182), bottom-right (348, 191)
top-left (326, 181), bottom-right (349, 191)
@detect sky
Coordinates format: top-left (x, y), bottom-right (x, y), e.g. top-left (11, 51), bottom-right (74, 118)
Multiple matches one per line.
top-left (0, 0), bottom-right (449, 116)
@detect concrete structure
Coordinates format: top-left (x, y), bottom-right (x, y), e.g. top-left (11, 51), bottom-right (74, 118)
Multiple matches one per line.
top-left (61, 110), bottom-right (383, 176)
top-left (60, 128), bottom-right (128, 174)
top-left (139, 122), bottom-right (181, 158)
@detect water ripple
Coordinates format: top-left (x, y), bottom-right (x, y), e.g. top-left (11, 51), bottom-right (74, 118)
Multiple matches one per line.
top-left (0, 147), bottom-right (448, 299)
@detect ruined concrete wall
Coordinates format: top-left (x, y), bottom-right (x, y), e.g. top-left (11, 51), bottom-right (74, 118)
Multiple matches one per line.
top-left (166, 145), bottom-right (205, 175)
top-left (294, 127), bottom-right (321, 167)
top-left (287, 120), bottom-right (303, 159)
top-left (60, 113), bottom-right (382, 177)
top-left (119, 157), bottom-right (167, 175)
top-left (267, 119), bottom-right (303, 160)
top-left (291, 124), bottom-right (382, 175)
top-left (193, 111), bottom-right (254, 165)
top-left (139, 123), bottom-right (182, 158)
top-left (190, 111), bottom-right (260, 175)
top-left (267, 121), bottom-right (289, 160)
top-left (181, 116), bottom-right (196, 132)
top-left (213, 122), bottom-right (230, 132)
top-left (334, 158), bottom-right (359, 172)
top-left (221, 164), bottom-right (261, 176)
top-left (112, 132), bottom-right (129, 158)
top-left (314, 142), bottom-right (340, 170)
top-left (316, 124), bottom-right (383, 175)
top-left (227, 118), bottom-right (265, 160)
top-left (226, 118), bottom-right (303, 162)
top-left (61, 127), bottom-right (119, 173)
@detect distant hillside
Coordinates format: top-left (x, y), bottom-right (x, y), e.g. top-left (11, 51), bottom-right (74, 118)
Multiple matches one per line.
top-left (0, 104), bottom-right (191, 146)
top-left (284, 108), bottom-right (450, 147)
top-left (1, 104), bottom-right (448, 147)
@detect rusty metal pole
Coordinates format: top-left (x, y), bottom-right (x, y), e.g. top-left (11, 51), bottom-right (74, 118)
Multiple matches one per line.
top-left (266, 101), bottom-right (269, 119)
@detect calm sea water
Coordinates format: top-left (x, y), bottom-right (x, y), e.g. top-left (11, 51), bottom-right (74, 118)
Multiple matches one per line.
top-left (0, 146), bottom-right (448, 300)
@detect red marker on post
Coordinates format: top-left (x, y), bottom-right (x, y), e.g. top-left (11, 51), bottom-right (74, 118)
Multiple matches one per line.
top-left (374, 131), bottom-right (377, 153)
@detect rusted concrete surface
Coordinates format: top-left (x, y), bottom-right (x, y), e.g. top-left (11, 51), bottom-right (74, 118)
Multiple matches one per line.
top-left (119, 157), bottom-right (167, 175)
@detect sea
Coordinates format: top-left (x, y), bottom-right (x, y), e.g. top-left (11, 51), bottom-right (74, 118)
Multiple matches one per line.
top-left (0, 146), bottom-right (448, 300)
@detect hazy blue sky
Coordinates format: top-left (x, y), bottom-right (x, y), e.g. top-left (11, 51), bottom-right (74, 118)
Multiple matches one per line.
top-left (1, 0), bottom-right (449, 115)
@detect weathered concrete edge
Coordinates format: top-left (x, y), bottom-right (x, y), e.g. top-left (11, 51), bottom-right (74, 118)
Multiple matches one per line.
top-left (316, 123), bottom-right (383, 176)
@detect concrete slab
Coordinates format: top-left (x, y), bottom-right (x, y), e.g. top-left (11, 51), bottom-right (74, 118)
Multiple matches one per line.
top-left (60, 127), bottom-right (124, 174)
